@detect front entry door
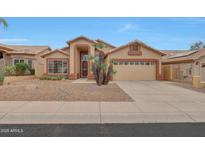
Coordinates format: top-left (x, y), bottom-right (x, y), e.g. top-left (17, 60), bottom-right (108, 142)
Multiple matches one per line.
top-left (80, 52), bottom-right (88, 78)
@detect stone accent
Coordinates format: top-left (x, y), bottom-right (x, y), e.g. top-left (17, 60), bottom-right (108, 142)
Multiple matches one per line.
top-left (69, 73), bottom-right (78, 80)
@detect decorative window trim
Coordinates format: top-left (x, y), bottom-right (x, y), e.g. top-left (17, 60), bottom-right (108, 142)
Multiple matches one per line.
top-left (128, 43), bottom-right (142, 56)
top-left (47, 58), bottom-right (69, 75)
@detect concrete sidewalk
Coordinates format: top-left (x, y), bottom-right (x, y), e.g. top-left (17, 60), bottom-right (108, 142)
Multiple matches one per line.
top-left (0, 100), bottom-right (204, 124)
top-left (0, 81), bottom-right (205, 124)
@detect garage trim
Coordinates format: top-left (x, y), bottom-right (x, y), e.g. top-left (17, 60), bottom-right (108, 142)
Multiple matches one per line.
top-left (112, 58), bottom-right (161, 80)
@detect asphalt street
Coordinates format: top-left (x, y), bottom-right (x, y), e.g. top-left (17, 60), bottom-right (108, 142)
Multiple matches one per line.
top-left (1, 123), bottom-right (205, 137)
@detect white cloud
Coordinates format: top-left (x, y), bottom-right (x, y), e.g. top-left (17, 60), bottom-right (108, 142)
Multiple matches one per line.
top-left (119, 23), bottom-right (137, 32)
top-left (0, 38), bottom-right (28, 43)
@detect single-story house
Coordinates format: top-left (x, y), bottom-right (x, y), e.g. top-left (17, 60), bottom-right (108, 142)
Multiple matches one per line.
top-left (0, 43), bottom-right (51, 75)
top-left (162, 48), bottom-right (205, 88)
top-left (38, 36), bottom-right (166, 80)
top-left (1, 36), bottom-right (204, 88)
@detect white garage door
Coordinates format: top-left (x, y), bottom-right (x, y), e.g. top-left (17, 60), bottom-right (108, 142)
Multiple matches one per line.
top-left (113, 61), bottom-right (156, 80)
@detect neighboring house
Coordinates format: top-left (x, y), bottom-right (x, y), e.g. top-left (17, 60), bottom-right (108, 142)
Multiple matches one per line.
top-left (162, 48), bottom-right (205, 88)
top-left (39, 36), bottom-right (165, 80)
top-left (0, 43), bottom-right (51, 72)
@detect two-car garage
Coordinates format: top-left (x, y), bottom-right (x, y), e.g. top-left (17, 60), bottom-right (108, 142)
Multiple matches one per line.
top-left (112, 60), bottom-right (157, 80)
top-left (108, 41), bottom-right (165, 81)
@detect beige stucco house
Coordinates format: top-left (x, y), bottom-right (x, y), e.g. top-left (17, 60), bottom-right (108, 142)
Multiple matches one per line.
top-left (37, 36), bottom-right (166, 81)
top-left (1, 35), bottom-right (205, 88)
top-left (162, 49), bottom-right (205, 88)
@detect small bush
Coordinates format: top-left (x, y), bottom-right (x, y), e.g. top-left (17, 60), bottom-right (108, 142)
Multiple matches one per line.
top-left (0, 70), bottom-right (4, 85)
top-left (39, 75), bottom-right (66, 80)
top-left (29, 68), bottom-right (35, 75)
top-left (4, 65), bottom-right (16, 76)
top-left (15, 63), bottom-right (29, 75)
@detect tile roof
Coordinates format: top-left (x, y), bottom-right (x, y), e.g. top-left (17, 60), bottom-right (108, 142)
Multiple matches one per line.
top-left (161, 50), bottom-right (189, 56)
top-left (162, 48), bottom-right (205, 64)
top-left (0, 43), bottom-right (51, 55)
top-left (95, 39), bottom-right (116, 48)
top-left (67, 35), bottom-right (97, 44)
top-left (41, 49), bottom-right (69, 57)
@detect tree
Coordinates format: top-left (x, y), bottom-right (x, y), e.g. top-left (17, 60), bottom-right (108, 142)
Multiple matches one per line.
top-left (0, 18), bottom-right (8, 29)
top-left (190, 41), bottom-right (205, 50)
top-left (89, 42), bottom-right (116, 86)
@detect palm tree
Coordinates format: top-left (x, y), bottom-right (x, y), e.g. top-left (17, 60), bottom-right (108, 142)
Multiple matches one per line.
top-left (0, 18), bottom-right (8, 29)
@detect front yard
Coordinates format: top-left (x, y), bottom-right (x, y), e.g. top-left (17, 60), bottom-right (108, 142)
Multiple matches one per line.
top-left (0, 79), bottom-right (133, 102)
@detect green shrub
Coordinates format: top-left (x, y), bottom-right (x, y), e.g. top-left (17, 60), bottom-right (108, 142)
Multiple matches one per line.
top-left (29, 68), bottom-right (35, 75)
top-left (0, 70), bottom-right (4, 85)
top-left (15, 63), bottom-right (29, 75)
top-left (39, 75), bottom-right (66, 80)
top-left (4, 65), bottom-right (16, 76)
top-left (39, 75), bottom-right (47, 80)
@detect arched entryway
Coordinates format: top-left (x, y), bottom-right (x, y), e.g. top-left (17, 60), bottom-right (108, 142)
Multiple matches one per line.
top-left (75, 45), bottom-right (90, 78)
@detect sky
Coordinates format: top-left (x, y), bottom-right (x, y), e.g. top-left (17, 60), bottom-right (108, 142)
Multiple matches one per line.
top-left (0, 17), bottom-right (205, 50)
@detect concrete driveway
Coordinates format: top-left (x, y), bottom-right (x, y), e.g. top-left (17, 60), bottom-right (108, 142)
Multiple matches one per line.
top-left (0, 81), bottom-right (205, 124)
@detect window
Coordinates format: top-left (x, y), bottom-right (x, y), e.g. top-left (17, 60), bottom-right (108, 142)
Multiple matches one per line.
top-left (145, 62), bottom-right (150, 65)
top-left (20, 60), bottom-right (24, 63)
top-left (150, 62), bottom-right (155, 65)
top-left (14, 59), bottom-right (20, 65)
top-left (119, 62), bottom-right (123, 65)
top-left (28, 60), bottom-right (33, 68)
top-left (14, 59), bottom-right (24, 65)
top-left (81, 55), bottom-right (88, 61)
top-left (130, 62), bottom-right (134, 65)
top-left (135, 62), bottom-right (139, 65)
top-left (48, 60), bottom-right (68, 74)
top-left (113, 61), bottom-right (118, 65)
top-left (124, 62), bottom-right (129, 65)
top-left (140, 62), bottom-right (144, 65)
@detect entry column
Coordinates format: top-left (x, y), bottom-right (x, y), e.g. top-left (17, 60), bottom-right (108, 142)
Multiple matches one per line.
top-left (87, 45), bottom-right (95, 80)
top-left (69, 45), bottom-right (77, 80)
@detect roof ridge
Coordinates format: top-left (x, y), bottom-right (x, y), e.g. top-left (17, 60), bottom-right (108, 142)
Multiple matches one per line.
top-left (109, 38), bottom-right (165, 56)
top-left (95, 39), bottom-right (116, 48)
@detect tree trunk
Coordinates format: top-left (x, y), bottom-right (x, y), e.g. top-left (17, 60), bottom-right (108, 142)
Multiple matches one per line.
top-left (98, 70), bottom-right (104, 86)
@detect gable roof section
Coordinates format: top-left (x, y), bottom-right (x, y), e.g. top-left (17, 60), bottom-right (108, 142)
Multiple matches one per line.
top-left (108, 39), bottom-right (166, 56)
top-left (162, 48), bottom-right (205, 64)
top-left (95, 39), bottom-right (116, 48)
top-left (67, 36), bottom-right (97, 44)
top-left (41, 49), bottom-right (69, 58)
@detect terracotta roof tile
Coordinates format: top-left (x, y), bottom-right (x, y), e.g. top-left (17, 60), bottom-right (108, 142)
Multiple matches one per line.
top-left (0, 43), bottom-right (51, 55)
top-left (162, 48), bottom-right (205, 64)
